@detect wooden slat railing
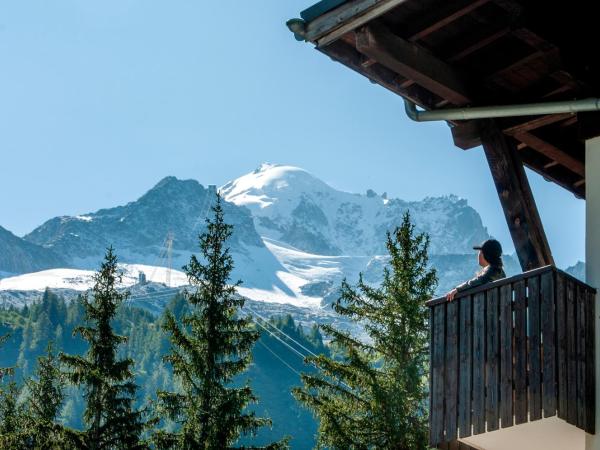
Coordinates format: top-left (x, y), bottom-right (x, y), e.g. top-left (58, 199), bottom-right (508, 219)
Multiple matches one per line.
top-left (427, 265), bottom-right (596, 447)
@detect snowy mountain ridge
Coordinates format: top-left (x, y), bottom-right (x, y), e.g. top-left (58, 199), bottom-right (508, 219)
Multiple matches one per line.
top-left (222, 163), bottom-right (489, 256)
top-left (1, 163), bottom-right (498, 310)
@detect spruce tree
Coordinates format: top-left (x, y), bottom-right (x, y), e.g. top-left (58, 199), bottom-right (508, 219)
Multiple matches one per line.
top-left (24, 342), bottom-right (67, 448)
top-left (0, 381), bottom-right (28, 449)
top-left (153, 194), bottom-right (286, 450)
top-left (60, 247), bottom-right (147, 450)
top-left (293, 212), bottom-right (437, 450)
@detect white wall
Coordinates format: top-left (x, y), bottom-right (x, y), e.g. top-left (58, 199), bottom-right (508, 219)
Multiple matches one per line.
top-left (586, 136), bottom-right (600, 450)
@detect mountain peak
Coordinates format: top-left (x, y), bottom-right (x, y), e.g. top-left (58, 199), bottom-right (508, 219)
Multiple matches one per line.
top-left (150, 176), bottom-right (202, 192)
top-left (221, 163), bottom-right (331, 208)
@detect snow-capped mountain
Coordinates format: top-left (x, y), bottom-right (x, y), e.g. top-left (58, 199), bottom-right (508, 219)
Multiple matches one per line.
top-left (2, 164), bottom-right (504, 311)
top-left (23, 177), bottom-right (264, 269)
top-left (0, 225), bottom-right (66, 276)
top-left (221, 163), bottom-right (489, 256)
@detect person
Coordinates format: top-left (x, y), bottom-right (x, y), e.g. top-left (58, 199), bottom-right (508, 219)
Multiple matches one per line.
top-left (446, 239), bottom-right (506, 301)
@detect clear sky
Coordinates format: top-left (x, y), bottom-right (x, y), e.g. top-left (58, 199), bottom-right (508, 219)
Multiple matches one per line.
top-left (0, 1), bottom-right (585, 268)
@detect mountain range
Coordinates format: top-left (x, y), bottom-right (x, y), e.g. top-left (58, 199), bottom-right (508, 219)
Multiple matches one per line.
top-left (2, 163), bottom-right (520, 309)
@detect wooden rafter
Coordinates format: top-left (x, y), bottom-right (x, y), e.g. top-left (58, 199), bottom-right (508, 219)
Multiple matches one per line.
top-left (503, 113), bottom-right (574, 135)
top-left (520, 151), bottom-right (585, 199)
top-left (513, 132), bottom-right (585, 177)
top-left (448, 27), bottom-right (511, 62)
top-left (355, 24), bottom-right (472, 105)
top-left (408, 0), bottom-right (490, 42)
top-left (320, 40), bottom-right (437, 108)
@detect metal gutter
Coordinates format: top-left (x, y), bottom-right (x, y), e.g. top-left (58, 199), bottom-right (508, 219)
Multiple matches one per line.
top-left (404, 97), bottom-right (600, 122)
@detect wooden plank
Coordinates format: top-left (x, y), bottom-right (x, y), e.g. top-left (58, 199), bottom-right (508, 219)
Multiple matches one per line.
top-left (355, 23), bottom-right (472, 105)
top-left (528, 276), bottom-right (542, 421)
top-left (514, 279), bottom-right (528, 424)
top-left (556, 274), bottom-right (568, 420)
top-left (472, 291), bottom-right (486, 434)
top-left (585, 289), bottom-right (596, 434)
top-left (576, 284), bottom-right (586, 429)
top-left (448, 27), bottom-right (511, 62)
top-left (503, 113), bottom-right (574, 136)
top-left (566, 278), bottom-right (577, 424)
top-left (514, 131), bottom-right (585, 177)
top-left (479, 120), bottom-right (555, 271)
top-left (485, 48), bottom-right (560, 88)
top-left (409, 0), bottom-right (490, 42)
top-left (458, 296), bottom-right (473, 438)
top-left (431, 305), bottom-right (447, 446)
top-left (304, 0), bottom-right (407, 46)
top-left (445, 300), bottom-right (459, 442)
top-left (541, 270), bottom-right (557, 417)
top-left (499, 284), bottom-right (513, 428)
top-left (486, 287), bottom-right (500, 431)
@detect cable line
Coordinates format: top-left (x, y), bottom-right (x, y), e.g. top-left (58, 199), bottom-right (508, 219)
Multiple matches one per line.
top-left (249, 314), bottom-right (308, 361)
top-left (257, 340), bottom-right (303, 377)
top-left (244, 304), bottom-right (319, 358)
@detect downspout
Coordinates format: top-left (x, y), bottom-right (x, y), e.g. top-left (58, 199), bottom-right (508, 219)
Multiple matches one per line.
top-left (404, 98), bottom-right (600, 122)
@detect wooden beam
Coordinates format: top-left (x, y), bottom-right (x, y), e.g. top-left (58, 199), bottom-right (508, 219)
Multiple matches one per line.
top-left (520, 153), bottom-right (585, 199)
top-left (305, 0), bottom-right (408, 47)
top-left (514, 132), bottom-right (585, 177)
top-left (355, 24), bottom-right (472, 105)
top-left (479, 119), bottom-right (554, 271)
top-left (447, 27), bottom-right (511, 62)
top-left (451, 122), bottom-right (481, 149)
top-left (503, 113), bottom-right (574, 135)
top-left (409, 0), bottom-right (490, 42)
top-left (319, 40), bottom-right (436, 108)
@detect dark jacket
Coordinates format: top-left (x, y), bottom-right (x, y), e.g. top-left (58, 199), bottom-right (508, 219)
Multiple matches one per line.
top-left (456, 264), bottom-right (506, 292)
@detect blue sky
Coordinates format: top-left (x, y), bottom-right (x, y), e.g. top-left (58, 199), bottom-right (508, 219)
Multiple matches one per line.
top-left (0, 1), bottom-right (584, 267)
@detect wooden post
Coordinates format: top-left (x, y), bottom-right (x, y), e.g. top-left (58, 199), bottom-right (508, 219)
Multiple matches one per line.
top-left (479, 119), bottom-right (554, 271)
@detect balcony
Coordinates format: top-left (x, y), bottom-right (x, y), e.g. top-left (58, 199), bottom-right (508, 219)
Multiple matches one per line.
top-left (427, 265), bottom-right (596, 450)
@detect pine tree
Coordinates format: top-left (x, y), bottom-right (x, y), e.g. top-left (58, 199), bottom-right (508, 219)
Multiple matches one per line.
top-left (24, 342), bottom-right (67, 448)
top-left (293, 212), bottom-right (437, 450)
top-left (0, 333), bottom-right (12, 379)
top-left (0, 381), bottom-right (29, 449)
top-left (60, 247), bottom-right (147, 450)
top-left (153, 194), bottom-right (287, 450)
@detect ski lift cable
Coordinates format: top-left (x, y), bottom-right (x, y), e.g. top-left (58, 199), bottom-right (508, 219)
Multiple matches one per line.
top-left (249, 314), bottom-right (309, 361)
top-left (248, 311), bottom-right (356, 394)
top-left (257, 340), bottom-right (303, 377)
top-left (243, 304), bottom-right (319, 358)
top-left (148, 235), bottom-right (170, 281)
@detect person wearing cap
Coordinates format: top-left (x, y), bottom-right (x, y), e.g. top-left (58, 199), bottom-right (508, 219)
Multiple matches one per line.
top-left (446, 239), bottom-right (506, 301)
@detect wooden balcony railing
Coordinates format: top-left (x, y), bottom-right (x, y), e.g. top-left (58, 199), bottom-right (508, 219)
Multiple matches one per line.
top-left (427, 265), bottom-right (596, 447)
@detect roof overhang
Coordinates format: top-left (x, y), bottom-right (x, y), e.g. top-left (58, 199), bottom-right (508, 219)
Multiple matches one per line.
top-left (289, 0), bottom-right (600, 198)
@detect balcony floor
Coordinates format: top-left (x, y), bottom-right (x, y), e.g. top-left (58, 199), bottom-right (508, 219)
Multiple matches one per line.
top-left (460, 416), bottom-right (585, 450)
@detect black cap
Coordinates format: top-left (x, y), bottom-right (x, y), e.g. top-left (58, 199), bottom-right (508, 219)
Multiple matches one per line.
top-left (473, 239), bottom-right (503, 262)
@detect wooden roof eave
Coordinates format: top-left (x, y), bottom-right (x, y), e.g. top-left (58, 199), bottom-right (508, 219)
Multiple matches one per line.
top-left (295, 0), bottom-right (589, 199)
top-left (304, 0), bottom-right (408, 47)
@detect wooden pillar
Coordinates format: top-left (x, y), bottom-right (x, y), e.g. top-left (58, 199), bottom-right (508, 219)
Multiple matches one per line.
top-left (478, 119), bottom-right (554, 271)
